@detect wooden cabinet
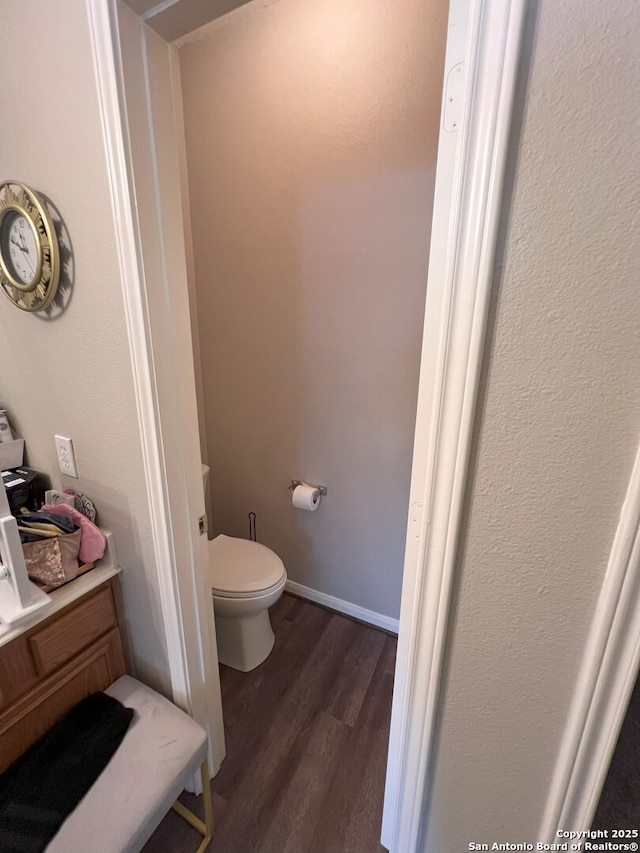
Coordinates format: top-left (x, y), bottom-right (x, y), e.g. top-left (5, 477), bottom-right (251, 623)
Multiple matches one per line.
top-left (0, 577), bottom-right (129, 773)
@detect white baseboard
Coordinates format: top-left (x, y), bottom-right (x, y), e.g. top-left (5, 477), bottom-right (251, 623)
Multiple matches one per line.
top-left (284, 580), bottom-right (399, 635)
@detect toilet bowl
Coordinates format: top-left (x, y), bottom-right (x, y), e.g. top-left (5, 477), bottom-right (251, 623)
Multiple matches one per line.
top-left (208, 534), bottom-right (287, 672)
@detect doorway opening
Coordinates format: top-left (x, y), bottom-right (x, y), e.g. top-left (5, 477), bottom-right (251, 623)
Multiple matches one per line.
top-left (88, 0), bottom-right (526, 849)
top-left (117, 0), bottom-right (449, 844)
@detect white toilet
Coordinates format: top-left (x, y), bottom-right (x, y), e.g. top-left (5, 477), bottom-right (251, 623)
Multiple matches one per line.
top-left (207, 534), bottom-right (287, 672)
top-left (202, 461), bottom-right (286, 671)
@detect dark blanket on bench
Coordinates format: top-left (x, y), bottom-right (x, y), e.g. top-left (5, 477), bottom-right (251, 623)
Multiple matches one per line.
top-left (0, 692), bottom-right (134, 853)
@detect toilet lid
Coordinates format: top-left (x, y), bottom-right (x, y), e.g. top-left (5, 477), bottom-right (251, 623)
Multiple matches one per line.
top-left (208, 534), bottom-right (285, 595)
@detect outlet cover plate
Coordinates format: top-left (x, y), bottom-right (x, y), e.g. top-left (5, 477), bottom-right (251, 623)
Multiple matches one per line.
top-left (54, 435), bottom-right (78, 478)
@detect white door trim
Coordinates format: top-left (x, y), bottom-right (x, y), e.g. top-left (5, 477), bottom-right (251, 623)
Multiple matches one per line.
top-left (85, 0), bottom-right (225, 776)
top-left (85, 0), bottom-right (190, 698)
top-left (540, 441), bottom-right (640, 840)
top-left (381, 1), bottom-right (526, 849)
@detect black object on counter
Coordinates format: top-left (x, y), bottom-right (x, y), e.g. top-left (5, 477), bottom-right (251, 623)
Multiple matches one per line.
top-left (1, 467), bottom-right (49, 514)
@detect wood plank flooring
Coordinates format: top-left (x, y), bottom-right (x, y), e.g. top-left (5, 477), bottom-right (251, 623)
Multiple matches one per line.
top-left (143, 593), bottom-right (396, 853)
top-left (592, 675), bottom-right (640, 829)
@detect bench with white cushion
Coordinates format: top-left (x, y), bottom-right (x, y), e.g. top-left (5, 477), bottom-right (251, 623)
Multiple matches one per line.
top-left (46, 675), bottom-right (213, 853)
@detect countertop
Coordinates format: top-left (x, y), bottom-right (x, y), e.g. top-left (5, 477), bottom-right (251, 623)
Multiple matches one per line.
top-left (0, 531), bottom-right (120, 648)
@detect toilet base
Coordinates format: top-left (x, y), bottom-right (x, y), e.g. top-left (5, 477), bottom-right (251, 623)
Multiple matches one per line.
top-left (214, 608), bottom-right (276, 672)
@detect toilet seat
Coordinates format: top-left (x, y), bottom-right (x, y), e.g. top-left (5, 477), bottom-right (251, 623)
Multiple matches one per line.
top-left (208, 534), bottom-right (286, 596)
top-left (212, 573), bottom-right (287, 601)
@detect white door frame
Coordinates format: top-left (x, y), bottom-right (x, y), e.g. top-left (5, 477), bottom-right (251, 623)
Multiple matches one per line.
top-left (86, 0), bottom-right (225, 776)
top-left (85, 0), bottom-right (535, 847)
top-left (381, 0), bottom-right (526, 848)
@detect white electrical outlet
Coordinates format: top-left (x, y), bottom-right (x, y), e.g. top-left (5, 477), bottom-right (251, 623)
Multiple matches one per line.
top-left (54, 435), bottom-right (78, 478)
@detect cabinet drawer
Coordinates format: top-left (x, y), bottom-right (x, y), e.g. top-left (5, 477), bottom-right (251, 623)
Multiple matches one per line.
top-left (28, 587), bottom-right (116, 676)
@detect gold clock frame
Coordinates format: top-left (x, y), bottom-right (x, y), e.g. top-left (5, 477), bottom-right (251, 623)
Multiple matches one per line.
top-left (0, 180), bottom-right (61, 312)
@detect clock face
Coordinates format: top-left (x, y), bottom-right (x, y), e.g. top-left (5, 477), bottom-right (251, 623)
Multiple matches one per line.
top-left (4, 212), bottom-right (39, 286)
top-left (0, 181), bottom-right (60, 312)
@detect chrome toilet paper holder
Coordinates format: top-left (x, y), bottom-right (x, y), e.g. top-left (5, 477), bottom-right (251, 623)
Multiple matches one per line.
top-left (289, 480), bottom-right (328, 496)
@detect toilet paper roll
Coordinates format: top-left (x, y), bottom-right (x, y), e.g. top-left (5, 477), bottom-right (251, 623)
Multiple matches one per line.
top-left (292, 484), bottom-right (321, 511)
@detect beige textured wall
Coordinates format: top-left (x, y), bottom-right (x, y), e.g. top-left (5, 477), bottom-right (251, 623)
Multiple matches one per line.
top-left (179, 0), bottom-right (448, 619)
top-left (0, 0), bottom-right (171, 692)
top-left (424, 1), bottom-right (640, 848)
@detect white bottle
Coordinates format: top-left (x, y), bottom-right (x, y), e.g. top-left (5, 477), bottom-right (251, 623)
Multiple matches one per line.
top-left (0, 409), bottom-right (14, 443)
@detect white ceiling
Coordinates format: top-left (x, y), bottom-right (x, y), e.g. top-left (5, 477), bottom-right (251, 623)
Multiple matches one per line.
top-left (124, 0), bottom-right (253, 42)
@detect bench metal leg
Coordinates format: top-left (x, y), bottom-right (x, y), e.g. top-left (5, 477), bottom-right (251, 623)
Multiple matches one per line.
top-left (200, 760), bottom-right (214, 846)
top-left (171, 760), bottom-right (214, 853)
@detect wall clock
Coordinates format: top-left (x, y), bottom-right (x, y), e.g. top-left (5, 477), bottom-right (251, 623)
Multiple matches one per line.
top-left (0, 180), bottom-right (61, 312)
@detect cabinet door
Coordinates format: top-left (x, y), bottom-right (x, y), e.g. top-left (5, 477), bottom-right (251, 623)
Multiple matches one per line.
top-left (0, 628), bottom-right (126, 773)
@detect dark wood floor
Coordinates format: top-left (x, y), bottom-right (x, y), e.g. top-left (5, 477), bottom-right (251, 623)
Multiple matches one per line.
top-left (592, 675), bottom-right (640, 829)
top-left (143, 593), bottom-right (396, 853)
